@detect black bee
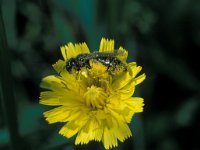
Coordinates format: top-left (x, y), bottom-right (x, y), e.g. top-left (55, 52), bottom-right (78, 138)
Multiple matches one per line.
top-left (66, 51), bottom-right (126, 73)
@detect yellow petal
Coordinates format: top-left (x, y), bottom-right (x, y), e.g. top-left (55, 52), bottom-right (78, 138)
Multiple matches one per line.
top-left (113, 122), bottom-right (132, 142)
top-left (119, 78), bottom-right (136, 99)
top-left (103, 127), bottom-right (118, 149)
top-left (111, 62), bottom-right (138, 90)
top-left (59, 122), bottom-right (80, 138)
top-left (99, 38), bottom-right (115, 52)
top-left (75, 118), bottom-right (103, 144)
top-left (124, 110), bottom-right (135, 123)
top-left (129, 65), bottom-right (142, 78)
top-left (61, 46), bottom-right (67, 60)
top-left (116, 46), bottom-right (128, 62)
top-left (107, 102), bottom-right (133, 123)
top-left (135, 73), bottom-right (146, 85)
top-left (123, 97), bottom-right (144, 112)
top-left (65, 43), bottom-right (77, 59)
top-left (60, 70), bottom-right (86, 95)
top-left (40, 75), bottom-right (64, 91)
top-left (75, 42), bottom-right (90, 54)
top-left (40, 91), bottom-right (61, 106)
top-left (40, 90), bottom-right (83, 106)
top-left (52, 59), bottom-right (66, 73)
top-left (61, 42), bottom-right (90, 60)
top-left (43, 106), bottom-right (70, 123)
top-left (127, 62), bottom-right (137, 68)
top-left (111, 71), bottom-right (129, 90)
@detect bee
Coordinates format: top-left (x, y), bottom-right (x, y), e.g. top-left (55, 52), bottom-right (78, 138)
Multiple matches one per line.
top-left (66, 50), bottom-right (127, 73)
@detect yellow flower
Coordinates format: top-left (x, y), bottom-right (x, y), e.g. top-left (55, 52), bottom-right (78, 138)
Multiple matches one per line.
top-left (39, 38), bottom-right (146, 149)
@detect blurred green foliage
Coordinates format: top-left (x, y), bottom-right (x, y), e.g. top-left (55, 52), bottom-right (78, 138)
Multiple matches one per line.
top-left (0, 0), bottom-right (200, 150)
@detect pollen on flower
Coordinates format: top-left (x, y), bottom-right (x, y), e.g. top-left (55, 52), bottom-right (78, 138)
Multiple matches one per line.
top-left (39, 37), bottom-right (146, 149)
top-left (89, 59), bottom-right (108, 77)
top-left (84, 85), bottom-right (107, 109)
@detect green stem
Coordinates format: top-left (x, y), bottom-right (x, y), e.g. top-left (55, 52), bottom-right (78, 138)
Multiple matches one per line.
top-left (0, 6), bottom-right (21, 150)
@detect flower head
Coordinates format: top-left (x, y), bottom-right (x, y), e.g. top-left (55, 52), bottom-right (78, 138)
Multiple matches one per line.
top-left (40, 38), bottom-right (146, 149)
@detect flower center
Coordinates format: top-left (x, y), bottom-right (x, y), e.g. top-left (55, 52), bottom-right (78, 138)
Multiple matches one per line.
top-left (84, 85), bottom-right (107, 109)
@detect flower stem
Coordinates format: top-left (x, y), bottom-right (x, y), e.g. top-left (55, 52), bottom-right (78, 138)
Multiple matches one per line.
top-left (0, 6), bottom-right (21, 150)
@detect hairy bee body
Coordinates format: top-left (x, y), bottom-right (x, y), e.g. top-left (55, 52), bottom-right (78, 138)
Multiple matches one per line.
top-left (66, 51), bottom-right (126, 72)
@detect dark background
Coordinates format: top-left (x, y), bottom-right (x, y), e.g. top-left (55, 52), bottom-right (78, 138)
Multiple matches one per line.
top-left (0, 0), bottom-right (200, 150)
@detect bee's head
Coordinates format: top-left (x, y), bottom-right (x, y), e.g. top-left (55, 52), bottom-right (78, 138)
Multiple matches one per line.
top-left (66, 58), bottom-right (79, 72)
